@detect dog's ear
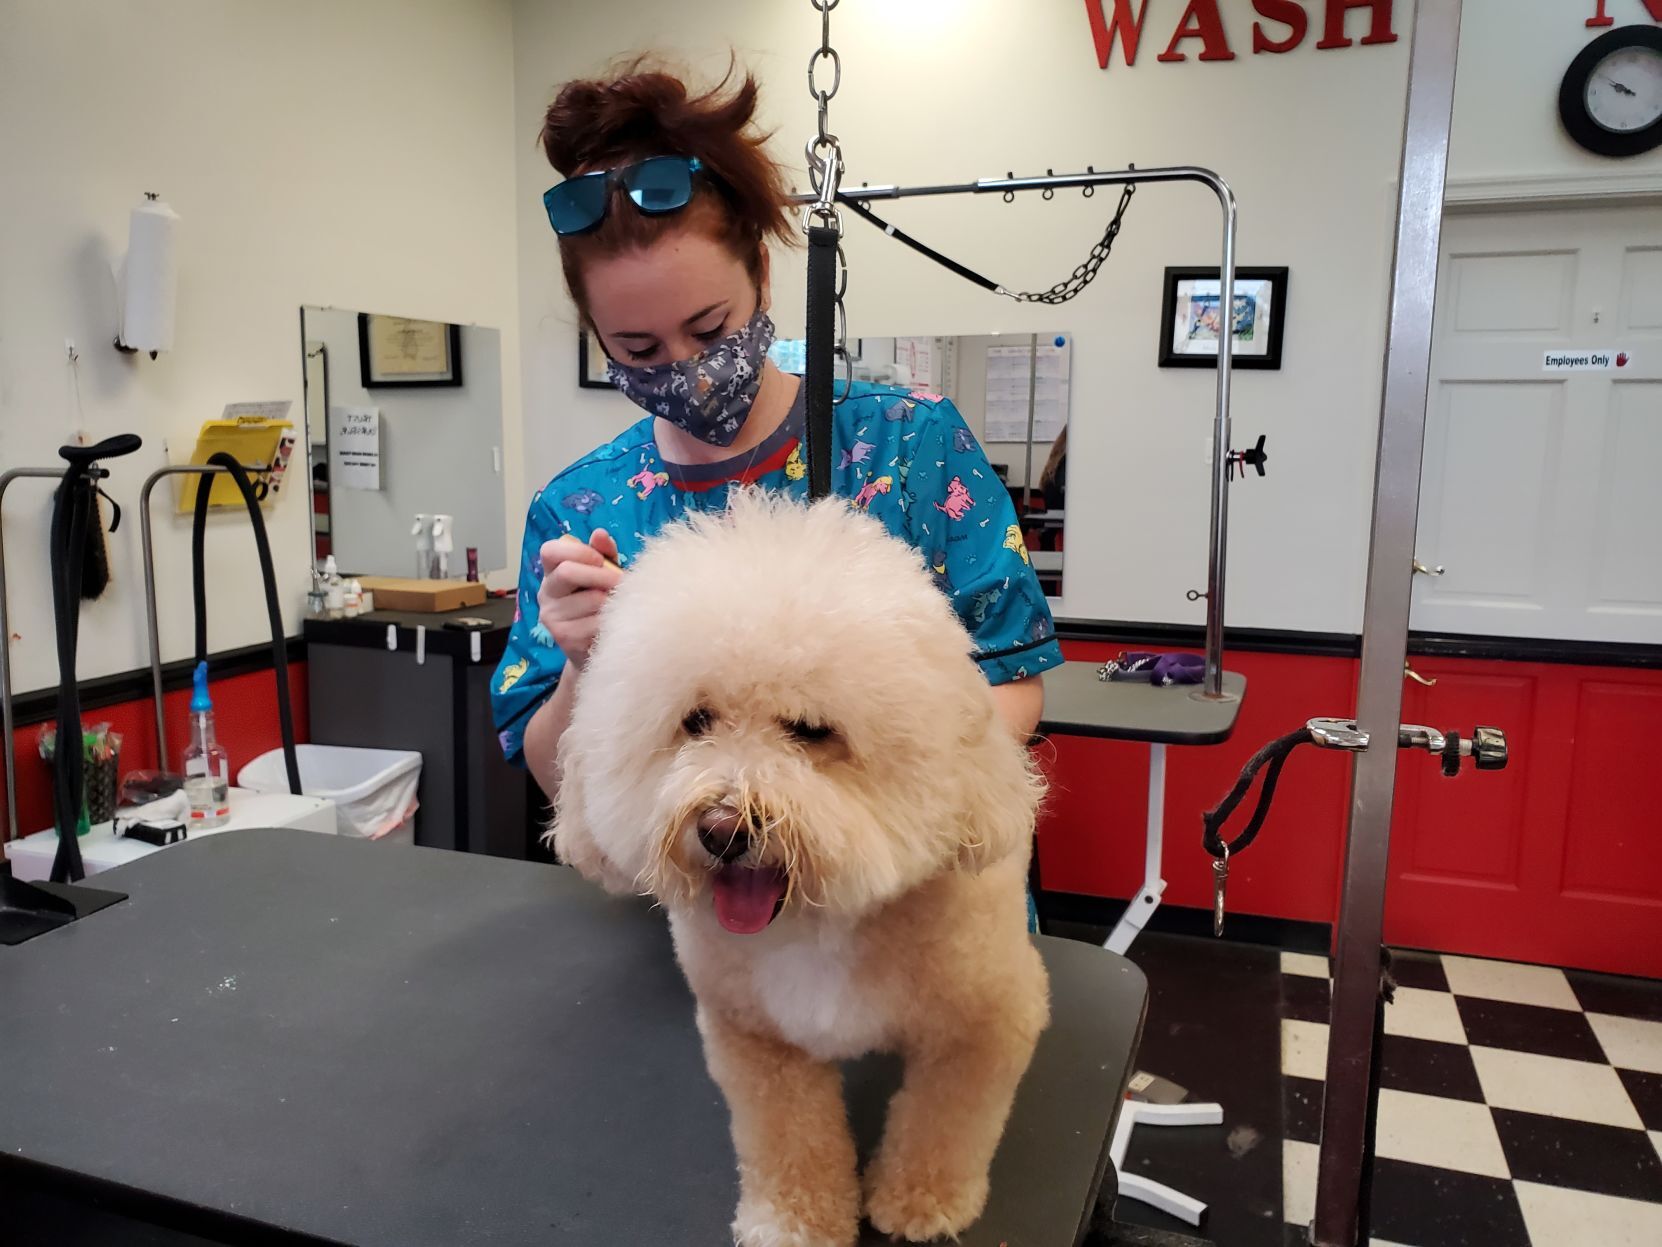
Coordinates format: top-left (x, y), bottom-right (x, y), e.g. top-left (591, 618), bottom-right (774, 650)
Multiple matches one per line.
top-left (955, 721), bottom-right (1044, 874)
top-left (546, 738), bottom-right (637, 896)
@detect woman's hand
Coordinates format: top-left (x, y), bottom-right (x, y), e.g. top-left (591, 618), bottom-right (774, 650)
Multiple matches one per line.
top-left (537, 529), bottom-right (623, 669)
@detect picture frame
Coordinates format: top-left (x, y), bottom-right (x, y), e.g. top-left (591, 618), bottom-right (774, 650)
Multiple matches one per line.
top-left (358, 314), bottom-right (463, 388)
top-left (578, 331), bottom-right (614, 389)
top-left (1158, 266), bottom-right (1288, 370)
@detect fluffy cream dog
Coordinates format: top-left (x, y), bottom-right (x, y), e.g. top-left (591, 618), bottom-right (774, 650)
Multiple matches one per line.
top-left (552, 490), bottom-right (1049, 1247)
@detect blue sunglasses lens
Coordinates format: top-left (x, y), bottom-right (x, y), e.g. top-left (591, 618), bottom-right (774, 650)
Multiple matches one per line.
top-left (545, 172), bottom-right (609, 235)
top-left (625, 156), bottom-right (695, 214)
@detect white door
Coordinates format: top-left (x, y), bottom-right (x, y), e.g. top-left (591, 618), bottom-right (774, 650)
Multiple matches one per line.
top-left (1413, 204), bottom-right (1662, 643)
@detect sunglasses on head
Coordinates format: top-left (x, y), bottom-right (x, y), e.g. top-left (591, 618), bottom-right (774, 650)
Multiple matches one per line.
top-left (543, 155), bottom-right (704, 237)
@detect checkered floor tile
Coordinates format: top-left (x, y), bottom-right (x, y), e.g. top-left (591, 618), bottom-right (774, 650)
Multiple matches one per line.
top-left (1280, 950), bottom-right (1662, 1246)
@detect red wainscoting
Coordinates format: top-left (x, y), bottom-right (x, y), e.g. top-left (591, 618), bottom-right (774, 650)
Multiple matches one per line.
top-left (4, 663), bottom-right (309, 845)
top-left (1385, 656), bottom-right (1662, 980)
top-left (1041, 641), bottom-right (1662, 979)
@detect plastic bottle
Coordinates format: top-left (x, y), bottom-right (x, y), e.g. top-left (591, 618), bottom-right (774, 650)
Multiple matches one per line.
top-left (181, 661), bottom-right (230, 828)
top-left (323, 555), bottom-right (345, 619)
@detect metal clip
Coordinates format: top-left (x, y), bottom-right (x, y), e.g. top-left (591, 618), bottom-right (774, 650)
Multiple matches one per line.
top-left (1396, 724), bottom-right (1448, 755)
top-left (1308, 718), bottom-right (1371, 750)
top-left (1404, 661), bottom-right (1437, 687)
top-left (1412, 558), bottom-right (1445, 577)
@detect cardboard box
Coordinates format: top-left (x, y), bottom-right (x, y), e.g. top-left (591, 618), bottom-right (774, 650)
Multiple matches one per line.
top-left (356, 577), bottom-right (486, 614)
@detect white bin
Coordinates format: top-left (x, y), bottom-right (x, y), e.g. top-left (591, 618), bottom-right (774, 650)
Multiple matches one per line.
top-left (238, 745), bottom-right (421, 844)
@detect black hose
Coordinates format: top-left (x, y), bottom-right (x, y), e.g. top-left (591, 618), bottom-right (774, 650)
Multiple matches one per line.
top-left (190, 452), bottom-right (301, 796)
top-left (48, 434), bottom-right (143, 882)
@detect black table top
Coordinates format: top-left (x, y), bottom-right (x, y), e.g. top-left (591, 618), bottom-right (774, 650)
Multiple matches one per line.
top-left (1, 830), bottom-right (1145, 1246)
top-left (1039, 660), bottom-right (1247, 745)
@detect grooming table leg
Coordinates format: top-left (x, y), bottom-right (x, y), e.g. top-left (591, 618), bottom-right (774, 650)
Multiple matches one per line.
top-left (1105, 744), bottom-right (1167, 955)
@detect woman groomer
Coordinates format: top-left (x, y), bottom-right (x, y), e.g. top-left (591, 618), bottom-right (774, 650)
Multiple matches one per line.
top-left (492, 64), bottom-right (1063, 798)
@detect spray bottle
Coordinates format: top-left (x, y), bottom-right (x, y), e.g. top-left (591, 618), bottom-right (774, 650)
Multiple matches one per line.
top-left (181, 661), bottom-right (230, 828)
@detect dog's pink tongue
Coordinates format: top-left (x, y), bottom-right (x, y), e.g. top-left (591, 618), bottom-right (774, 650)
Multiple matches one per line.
top-left (711, 866), bottom-right (787, 935)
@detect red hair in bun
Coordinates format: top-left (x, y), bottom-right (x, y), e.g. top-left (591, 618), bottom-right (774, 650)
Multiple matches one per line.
top-left (540, 59), bottom-right (795, 315)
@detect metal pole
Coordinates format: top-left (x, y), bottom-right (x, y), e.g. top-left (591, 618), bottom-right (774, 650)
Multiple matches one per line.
top-left (792, 165), bottom-right (1238, 694)
top-left (1312, 3), bottom-right (1462, 1244)
top-left (139, 464), bottom-right (253, 772)
top-left (0, 468), bottom-right (70, 842)
top-left (1022, 333), bottom-right (1038, 509)
top-left (1203, 180), bottom-right (1238, 700)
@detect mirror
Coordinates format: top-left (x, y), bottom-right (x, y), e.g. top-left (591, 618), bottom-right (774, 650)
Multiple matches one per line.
top-left (773, 332), bottom-right (1070, 597)
top-left (300, 307), bottom-right (506, 581)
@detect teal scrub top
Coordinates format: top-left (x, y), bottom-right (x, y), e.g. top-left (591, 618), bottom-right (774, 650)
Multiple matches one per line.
top-left (491, 381), bottom-right (1063, 766)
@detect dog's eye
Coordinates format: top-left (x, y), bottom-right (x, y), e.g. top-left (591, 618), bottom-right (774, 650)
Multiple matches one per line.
top-left (681, 706), bottom-right (714, 737)
top-left (782, 718), bottom-right (835, 744)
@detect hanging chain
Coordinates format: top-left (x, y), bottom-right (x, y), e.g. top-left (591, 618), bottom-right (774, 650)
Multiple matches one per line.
top-left (805, 0), bottom-right (851, 399)
top-left (1005, 178), bottom-right (1136, 305)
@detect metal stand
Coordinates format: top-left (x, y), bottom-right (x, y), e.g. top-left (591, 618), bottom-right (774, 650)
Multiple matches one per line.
top-left (0, 467), bottom-right (83, 842)
top-left (1110, 1099), bottom-right (1226, 1226)
top-left (1106, 744), bottom-right (1166, 955)
top-left (1313, 3), bottom-right (1464, 1243)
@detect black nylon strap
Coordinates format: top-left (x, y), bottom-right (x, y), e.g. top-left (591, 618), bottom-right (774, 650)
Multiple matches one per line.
top-left (48, 470), bottom-right (90, 882)
top-left (804, 225), bottom-right (838, 500)
top-left (842, 199), bottom-right (1000, 293)
top-left (1201, 728), bottom-right (1312, 860)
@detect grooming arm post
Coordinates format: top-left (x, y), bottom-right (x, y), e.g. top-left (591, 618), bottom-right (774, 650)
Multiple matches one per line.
top-left (0, 468), bottom-right (73, 842)
top-left (1313, 3), bottom-right (1463, 1244)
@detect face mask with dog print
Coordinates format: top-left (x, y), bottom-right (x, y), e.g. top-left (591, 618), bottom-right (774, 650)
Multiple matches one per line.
top-left (606, 310), bottom-right (776, 447)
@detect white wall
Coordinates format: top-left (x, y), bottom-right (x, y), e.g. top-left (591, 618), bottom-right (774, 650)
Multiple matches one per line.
top-left (0, 0), bottom-right (522, 695)
top-left (1450, 0), bottom-right (1662, 196)
top-left (510, 0), bottom-right (1661, 634)
top-left (303, 310), bottom-right (508, 580)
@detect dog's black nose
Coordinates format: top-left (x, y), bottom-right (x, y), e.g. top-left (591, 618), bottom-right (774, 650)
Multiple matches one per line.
top-left (696, 807), bottom-right (749, 863)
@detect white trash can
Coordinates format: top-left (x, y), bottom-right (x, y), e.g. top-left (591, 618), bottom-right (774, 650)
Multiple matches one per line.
top-left (238, 745), bottom-right (422, 844)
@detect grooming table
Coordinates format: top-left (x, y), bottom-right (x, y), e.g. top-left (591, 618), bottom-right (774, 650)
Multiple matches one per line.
top-left (0, 828), bottom-right (1146, 1247)
top-left (1037, 659), bottom-right (1246, 1227)
top-left (1038, 660), bottom-right (1246, 951)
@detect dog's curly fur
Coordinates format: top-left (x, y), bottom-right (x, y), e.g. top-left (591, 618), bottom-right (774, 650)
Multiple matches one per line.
top-left (552, 490), bottom-right (1050, 1246)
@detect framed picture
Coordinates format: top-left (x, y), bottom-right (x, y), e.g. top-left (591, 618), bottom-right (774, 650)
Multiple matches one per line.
top-left (358, 314), bottom-right (463, 388)
top-left (1158, 267), bottom-right (1288, 370)
top-left (578, 331), bottom-right (614, 389)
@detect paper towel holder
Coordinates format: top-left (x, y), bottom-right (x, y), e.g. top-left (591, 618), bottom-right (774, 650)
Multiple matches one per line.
top-left (113, 192), bottom-right (174, 360)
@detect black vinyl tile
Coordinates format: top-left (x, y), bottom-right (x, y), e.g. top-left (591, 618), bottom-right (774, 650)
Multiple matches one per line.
top-left (1280, 1222), bottom-right (1311, 1246)
top-left (1454, 995), bottom-right (1607, 1063)
top-left (1388, 950), bottom-right (1450, 993)
top-left (1364, 1157), bottom-right (1531, 1247)
top-left (1279, 973), bottom-right (1331, 1025)
top-left (1491, 1106), bottom-right (1662, 1203)
top-left (1114, 934), bottom-right (1285, 1247)
top-left (1283, 1075), bottom-right (1323, 1145)
top-left (1567, 968), bottom-right (1662, 1023)
top-left (1378, 1033), bottom-right (1486, 1103)
top-left (1618, 1067), bottom-right (1662, 1132)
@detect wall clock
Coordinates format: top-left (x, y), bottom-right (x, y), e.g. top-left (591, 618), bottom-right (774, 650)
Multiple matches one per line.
top-left (1559, 26), bottom-right (1662, 158)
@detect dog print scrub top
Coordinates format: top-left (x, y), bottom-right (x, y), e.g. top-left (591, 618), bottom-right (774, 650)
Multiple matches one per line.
top-left (491, 381), bottom-right (1064, 767)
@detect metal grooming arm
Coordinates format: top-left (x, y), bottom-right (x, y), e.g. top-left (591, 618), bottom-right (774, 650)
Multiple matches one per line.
top-left (0, 468), bottom-right (80, 842)
top-left (791, 166), bottom-right (1241, 700)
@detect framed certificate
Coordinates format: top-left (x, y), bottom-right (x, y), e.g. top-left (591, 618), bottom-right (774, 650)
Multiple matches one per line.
top-left (358, 314), bottom-right (463, 388)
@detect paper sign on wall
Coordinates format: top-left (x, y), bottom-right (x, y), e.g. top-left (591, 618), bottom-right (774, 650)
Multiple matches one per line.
top-left (330, 405), bottom-right (381, 490)
top-left (1542, 349), bottom-right (1630, 372)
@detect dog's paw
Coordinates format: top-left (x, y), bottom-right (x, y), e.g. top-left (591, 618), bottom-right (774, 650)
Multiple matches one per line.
top-left (733, 1195), bottom-right (858, 1247)
top-left (863, 1165), bottom-right (989, 1242)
